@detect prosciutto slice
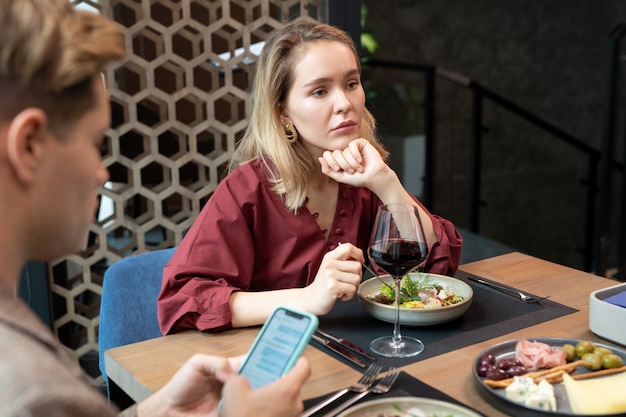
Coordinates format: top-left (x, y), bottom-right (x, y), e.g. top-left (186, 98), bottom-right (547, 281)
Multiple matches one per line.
top-left (515, 339), bottom-right (567, 371)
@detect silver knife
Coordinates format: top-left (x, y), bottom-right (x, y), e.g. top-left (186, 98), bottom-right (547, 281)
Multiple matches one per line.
top-left (312, 334), bottom-right (367, 368)
top-left (315, 329), bottom-right (376, 361)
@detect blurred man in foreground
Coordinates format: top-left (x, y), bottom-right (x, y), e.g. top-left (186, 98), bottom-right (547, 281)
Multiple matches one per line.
top-left (0, 1), bottom-right (309, 416)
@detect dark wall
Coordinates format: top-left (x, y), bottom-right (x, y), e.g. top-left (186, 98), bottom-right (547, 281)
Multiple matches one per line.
top-left (362, 0), bottom-right (626, 270)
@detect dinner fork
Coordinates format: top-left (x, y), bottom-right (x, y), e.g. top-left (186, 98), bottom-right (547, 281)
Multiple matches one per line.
top-left (320, 367), bottom-right (400, 417)
top-left (300, 364), bottom-right (382, 417)
top-left (468, 277), bottom-right (550, 303)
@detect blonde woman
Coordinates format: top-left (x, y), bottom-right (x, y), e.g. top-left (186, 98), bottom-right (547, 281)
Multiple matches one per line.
top-left (158, 20), bottom-right (462, 334)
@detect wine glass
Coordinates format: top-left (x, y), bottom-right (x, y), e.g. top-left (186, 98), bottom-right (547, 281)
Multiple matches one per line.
top-left (368, 203), bottom-right (429, 357)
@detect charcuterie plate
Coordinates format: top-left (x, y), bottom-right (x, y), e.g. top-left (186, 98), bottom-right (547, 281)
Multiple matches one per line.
top-left (472, 338), bottom-right (626, 416)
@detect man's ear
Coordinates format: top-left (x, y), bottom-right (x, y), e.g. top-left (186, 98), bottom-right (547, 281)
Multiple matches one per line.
top-left (6, 108), bottom-right (49, 184)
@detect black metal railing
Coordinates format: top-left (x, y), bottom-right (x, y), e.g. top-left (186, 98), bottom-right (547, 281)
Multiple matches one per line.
top-left (363, 24), bottom-right (625, 274)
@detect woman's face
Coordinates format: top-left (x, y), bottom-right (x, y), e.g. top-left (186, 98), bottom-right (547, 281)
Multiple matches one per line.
top-left (280, 40), bottom-right (365, 158)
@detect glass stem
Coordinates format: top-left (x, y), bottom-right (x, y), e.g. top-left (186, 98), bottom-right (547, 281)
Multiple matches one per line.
top-left (392, 277), bottom-right (404, 347)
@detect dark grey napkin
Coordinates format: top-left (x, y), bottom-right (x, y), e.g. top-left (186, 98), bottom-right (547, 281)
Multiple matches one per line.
top-left (303, 371), bottom-right (486, 416)
top-left (311, 269), bottom-right (578, 370)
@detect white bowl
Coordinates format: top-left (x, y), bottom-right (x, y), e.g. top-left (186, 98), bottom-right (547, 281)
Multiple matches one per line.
top-left (357, 272), bottom-right (473, 326)
top-left (590, 282), bottom-right (626, 347)
top-left (337, 396), bottom-right (482, 417)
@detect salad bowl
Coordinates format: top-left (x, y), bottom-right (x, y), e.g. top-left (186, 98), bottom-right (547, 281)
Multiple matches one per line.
top-left (357, 272), bottom-right (473, 326)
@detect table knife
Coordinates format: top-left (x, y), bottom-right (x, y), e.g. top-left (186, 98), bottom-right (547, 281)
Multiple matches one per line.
top-left (311, 334), bottom-right (367, 368)
top-left (466, 275), bottom-right (524, 294)
top-left (315, 329), bottom-right (376, 361)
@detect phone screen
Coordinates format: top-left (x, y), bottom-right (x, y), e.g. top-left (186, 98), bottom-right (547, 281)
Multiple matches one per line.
top-left (239, 308), bottom-right (313, 390)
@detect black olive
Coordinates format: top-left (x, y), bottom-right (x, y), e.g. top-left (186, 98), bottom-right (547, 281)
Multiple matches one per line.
top-left (497, 358), bottom-right (523, 370)
top-left (477, 364), bottom-right (495, 377)
top-left (506, 365), bottom-right (528, 377)
top-left (485, 367), bottom-right (508, 380)
top-left (480, 354), bottom-right (496, 366)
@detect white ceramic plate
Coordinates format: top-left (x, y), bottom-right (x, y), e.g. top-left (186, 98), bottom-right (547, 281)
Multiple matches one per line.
top-left (358, 273), bottom-right (473, 326)
top-left (472, 338), bottom-right (626, 416)
top-left (336, 396), bottom-right (483, 417)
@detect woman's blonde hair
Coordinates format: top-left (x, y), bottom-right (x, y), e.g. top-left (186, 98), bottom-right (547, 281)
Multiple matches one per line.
top-left (0, 0), bottom-right (124, 136)
top-left (230, 20), bottom-right (388, 211)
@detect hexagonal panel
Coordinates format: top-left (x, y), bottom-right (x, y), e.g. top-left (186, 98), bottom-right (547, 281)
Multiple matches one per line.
top-left (179, 160), bottom-right (209, 191)
top-left (119, 129), bottom-right (151, 161)
top-left (80, 231), bottom-right (101, 259)
top-left (74, 290), bottom-right (101, 320)
top-left (190, 0), bottom-right (210, 25)
top-left (140, 161), bottom-right (172, 192)
top-left (89, 256), bottom-right (118, 287)
top-left (154, 61), bottom-right (185, 94)
top-left (57, 320), bottom-right (88, 351)
top-left (232, 65), bottom-right (252, 91)
top-left (175, 94), bottom-right (206, 126)
top-left (110, 96), bottom-right (129, 129)
top-left (145, 224), bottom-right (174, 249)
top-left (212, 92), bottom-right (246, 126)
top-left (158, 128), bottom-right (189, 159)
top-left (52, 258), bottom-right (85, 290)
top-left (115, 61), bottom-right (146, 96)
top-left (106, 161), bottom-right (132, 185)
top-left (150, 0), bottom-right (181, 27)
top-left (210, 24), bottom-right (243, 55)
top-left (172, 25), bottom-right (204, 61)
top-left (107, 226), bottom-right (137, 257)
top-left (196, 128), bottom-right (229, 158)
top-left (123, 193), bottom-right (154, 225)
top-left (111, 0), bottom-right (143, 28)
top-left (51, 291), bottom-right (67, 318)
top-left (99, 135), bottom-right (113, 160)
top-left (132, 26), bottom-right (164, 62)
top-left (136, 96), bottom-right (167, 128)
top-left (193, 62), bottom-right (216, 91)
top-left (161, 191), bottom-right (194, 223)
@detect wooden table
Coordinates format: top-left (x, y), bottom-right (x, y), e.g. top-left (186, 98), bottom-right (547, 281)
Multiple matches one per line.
top-left (105, 252), bottom-right (623, 416)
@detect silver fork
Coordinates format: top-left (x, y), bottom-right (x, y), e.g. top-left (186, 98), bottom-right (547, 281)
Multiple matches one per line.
top-left (300, 364), bottom-right (382, 417)
top-left (321, 367), bottom-right (400, 417)
top-left (470, 277), bottom-right (550, 303)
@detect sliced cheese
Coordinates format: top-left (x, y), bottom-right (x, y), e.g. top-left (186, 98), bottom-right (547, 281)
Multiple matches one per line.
top-left (562, 372), bottom-right (626, 414)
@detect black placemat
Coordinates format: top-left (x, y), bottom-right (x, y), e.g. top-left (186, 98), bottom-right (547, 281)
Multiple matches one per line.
top-left (303, 371), bottom-right (486, 416)
top-left (311, 269), bottom-right (578, 370)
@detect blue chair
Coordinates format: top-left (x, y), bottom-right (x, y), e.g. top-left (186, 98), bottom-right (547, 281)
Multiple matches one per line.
top-left (98, 247), bottom-right (176, 384)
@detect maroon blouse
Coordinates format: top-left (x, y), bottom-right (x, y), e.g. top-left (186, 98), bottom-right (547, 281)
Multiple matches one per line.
top-left (157, 159), bottom-right (462, 333)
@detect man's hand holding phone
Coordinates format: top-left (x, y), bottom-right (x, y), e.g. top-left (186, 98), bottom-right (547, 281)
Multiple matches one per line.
top-left (218, 306), bottom-right (317, 416)
top-left (221, 356), bottom-right (311, 417)
top-left (237, 306), bottom-right (318, 389)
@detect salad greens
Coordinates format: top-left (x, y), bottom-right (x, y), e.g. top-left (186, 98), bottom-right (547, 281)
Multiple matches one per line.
top-left (376, 274), bottom-right (465, 308)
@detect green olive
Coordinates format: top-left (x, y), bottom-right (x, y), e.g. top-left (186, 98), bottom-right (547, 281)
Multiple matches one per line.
top-left (575, 340), bottom-right (596, 357)
top-left (592, 346), bottom-right (612, 358)
top-left (601, 353), bottom-right (624, 369)
top-left (562, 344), bottom-right (577, 362)
top-left (582, 352), bottom-right (602, 370)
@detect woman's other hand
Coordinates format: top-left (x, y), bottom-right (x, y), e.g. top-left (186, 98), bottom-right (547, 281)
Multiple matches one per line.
top-left (304, 242), bottom-right (364, 315)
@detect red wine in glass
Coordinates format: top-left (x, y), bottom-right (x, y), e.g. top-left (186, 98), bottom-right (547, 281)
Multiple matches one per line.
top-left (368, 203), bottom-right (429, 358)
top-left (369, 239), bottom-right (427, 278)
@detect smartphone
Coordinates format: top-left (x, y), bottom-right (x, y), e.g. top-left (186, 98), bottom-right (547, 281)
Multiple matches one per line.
top-left (238, 306), bottom-right (318, 390)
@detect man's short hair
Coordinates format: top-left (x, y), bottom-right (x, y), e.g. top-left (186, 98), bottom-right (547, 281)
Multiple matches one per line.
top-left (0, 0), bottom-right (124, 135)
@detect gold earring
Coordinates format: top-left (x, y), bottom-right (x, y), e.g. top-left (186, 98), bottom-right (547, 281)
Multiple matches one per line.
top-left (284, 124), bottom-right (298, 143)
